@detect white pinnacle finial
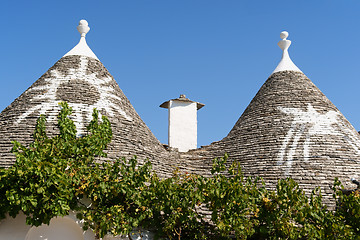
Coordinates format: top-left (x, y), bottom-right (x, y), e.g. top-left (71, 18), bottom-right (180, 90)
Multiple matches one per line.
top-left (63, 19), bottom-right (98, 60)
top-left (272, 31), bottom-right (302, 74)
top-left (77, 20), bottom-right (90, 37)
top-left (277, 31), bottom-right (291, 52)
top-left (280, 31), bottom-right (288, 40)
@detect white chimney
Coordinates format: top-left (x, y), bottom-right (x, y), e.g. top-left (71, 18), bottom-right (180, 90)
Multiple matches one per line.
top-left (160, 94), bottom-right (204, 152)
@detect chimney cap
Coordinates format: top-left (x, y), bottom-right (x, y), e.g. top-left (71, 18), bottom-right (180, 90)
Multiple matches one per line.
top-left (160, 94), bottom-right (205, 110)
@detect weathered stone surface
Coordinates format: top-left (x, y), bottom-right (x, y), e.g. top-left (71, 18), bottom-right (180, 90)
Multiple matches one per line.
top-left (182, 71), bottom-right (360, 206)
top-left (0, 55), bottom-right (178, 177)
top-left (0, 55), bottom-right (359, 209)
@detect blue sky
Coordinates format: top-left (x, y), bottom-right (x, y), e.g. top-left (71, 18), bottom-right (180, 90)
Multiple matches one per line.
top-left (1, 1), bottom-right (360, 147)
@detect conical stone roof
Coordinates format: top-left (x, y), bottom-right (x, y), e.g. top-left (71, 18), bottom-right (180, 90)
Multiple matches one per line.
top-left (0, 20), bottom-right (170, 172)
top-left (185, 32), bottom-right (360, 205)
top-left (221, 71), bottom-right (360, 193)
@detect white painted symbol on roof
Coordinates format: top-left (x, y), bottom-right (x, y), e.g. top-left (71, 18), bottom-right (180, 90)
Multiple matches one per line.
top-left (277, 103), bottom-right (360, 176)
top-left (16, 56), bottom-right (132, 135)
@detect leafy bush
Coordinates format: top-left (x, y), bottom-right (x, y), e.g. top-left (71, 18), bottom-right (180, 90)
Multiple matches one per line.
top-left (0, 103), bottom-right (359, 239)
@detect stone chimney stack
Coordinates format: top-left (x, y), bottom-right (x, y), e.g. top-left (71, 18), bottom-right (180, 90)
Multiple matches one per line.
top-left (160, 94), bottom-right (204, 152)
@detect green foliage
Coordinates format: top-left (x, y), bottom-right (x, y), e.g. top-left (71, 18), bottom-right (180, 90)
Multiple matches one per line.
top-left (254, 179), bottom-right (355, 239)
top-left (0, 102), bottom-right (114, 236)
top-left (333, 178), bottom-right (360, 237)
top-left (147, 169), bottom-right (210, 239)
top-left (75, 157), bottom-right (153, 238)
top-left (205, 155), bottom-right (265, 239)
top-left (0, 103), bottom-right (360, 239)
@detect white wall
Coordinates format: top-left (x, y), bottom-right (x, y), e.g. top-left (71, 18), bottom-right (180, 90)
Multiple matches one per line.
top-left (26, 217), bottom-right (85, 240)
top-left (0, 213), bottom-right (156, 240)
top-left (0, 212), bottom-right (95, 240)
top-left (168, 100), bottom-right (197, 152)
top-left (0, 213), bottom-right (31, 239)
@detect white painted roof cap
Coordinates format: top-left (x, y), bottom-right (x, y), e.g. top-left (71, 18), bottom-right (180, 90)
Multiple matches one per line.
top-left (63, 20), bottom-right (99, 60)
top-left (272, 31), bottom-right (302, 74)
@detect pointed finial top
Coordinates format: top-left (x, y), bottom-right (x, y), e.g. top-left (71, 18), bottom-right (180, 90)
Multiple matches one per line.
top-left (272, 30), bottom-right (302, 74)
top-left (280, 31), bottom-right (289, 40)
top-left (277, 31), bottom-right (291, 52)
top-left (77, 20), bottom-right (90, 37)
top-left (63, 19), bottom-right (98, 60)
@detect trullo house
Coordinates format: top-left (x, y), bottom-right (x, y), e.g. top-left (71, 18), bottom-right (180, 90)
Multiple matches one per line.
top-left (0, 20), bottom-right (359, 239)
